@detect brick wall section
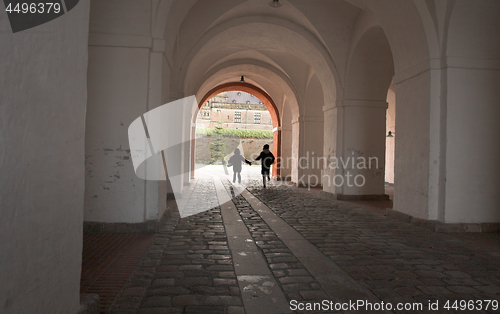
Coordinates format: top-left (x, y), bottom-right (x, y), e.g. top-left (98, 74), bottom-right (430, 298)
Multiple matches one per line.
top-left (198, 106), bottom-right (273, 130)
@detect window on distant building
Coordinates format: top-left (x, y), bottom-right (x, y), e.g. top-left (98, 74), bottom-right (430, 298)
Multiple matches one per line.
top-left (254, 112), bottom-right (261, 124)
top-left (234, 111), bottom-right (241, 123)
top-left (216, 109), bottom-right (221, 113)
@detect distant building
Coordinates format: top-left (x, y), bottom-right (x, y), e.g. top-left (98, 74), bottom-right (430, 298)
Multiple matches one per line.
top-left (197, 91), bottom-right (273, 130)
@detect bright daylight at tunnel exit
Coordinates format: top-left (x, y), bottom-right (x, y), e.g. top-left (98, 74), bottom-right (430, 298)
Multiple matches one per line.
top-left (1, 0), bottom-right (500, 313)
top-left (128, 88), bottom-right (278, 218)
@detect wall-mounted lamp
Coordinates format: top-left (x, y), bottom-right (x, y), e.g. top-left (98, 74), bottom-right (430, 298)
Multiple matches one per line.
top-left (268, 0), bottom-right (283, 8)
top-left (386, 131), bottom-right (394, 137)
top-left (240, 76), bottom-right (245, 82)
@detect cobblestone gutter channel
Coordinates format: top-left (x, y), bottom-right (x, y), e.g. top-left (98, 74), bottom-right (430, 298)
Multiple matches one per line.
top-left (221, 180), bottom-right (331, 306)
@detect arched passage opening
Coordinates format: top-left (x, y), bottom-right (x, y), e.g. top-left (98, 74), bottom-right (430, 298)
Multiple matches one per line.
top-left (385, 84), bottom-right (396, 201)
top-left (191, 82), bottom-right (281, 179)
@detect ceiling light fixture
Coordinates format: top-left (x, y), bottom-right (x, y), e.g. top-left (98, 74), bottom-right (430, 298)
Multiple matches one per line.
top-left (268, 0), bottom-right (283, 8)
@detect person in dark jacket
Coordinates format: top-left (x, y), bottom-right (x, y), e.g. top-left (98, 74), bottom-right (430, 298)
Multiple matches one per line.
top-left (255, 144), bottom-right (275, 188)
top-left (228, 148), bottom-right (251, 183)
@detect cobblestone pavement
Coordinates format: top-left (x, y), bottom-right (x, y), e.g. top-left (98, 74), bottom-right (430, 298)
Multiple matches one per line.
top-left (223, 180), bottom-right (329, 303)
top-left (108, 173), bottom-right (500, 314)
top-left (246, 183), bottom-right (500, 313)
top-left (109, 176), bottom-right (244, 314)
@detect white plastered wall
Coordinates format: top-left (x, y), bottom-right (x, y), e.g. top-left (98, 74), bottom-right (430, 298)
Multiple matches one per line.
top-left (445, 68), bottom-right (500, 223)
top-left (158, 52), bottom-right (172, 219)
top-left (299, 74), bottom-right (324, 186)
top-left (361, 0), bottom-right (435, 219)
top-left (393, 72), bottom-right (431, 219)
top-left (389, 0), bottom-right (500, 224)
top-left (280, 98), bottom-right (294, 179)
top-left (442, 0), bottom-right (500, 223)
top-left (326, 23), bottom-right (393, 196)
top-left (85, 46), bottom-right (150, 223)
top-left (85, 0), bottom-right (166, 223)
top-left (0, 1), bottom-right (90, 313)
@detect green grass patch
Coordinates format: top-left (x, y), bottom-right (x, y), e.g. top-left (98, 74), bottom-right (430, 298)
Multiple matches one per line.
top-left (197, 127), bottom-right (273, 139)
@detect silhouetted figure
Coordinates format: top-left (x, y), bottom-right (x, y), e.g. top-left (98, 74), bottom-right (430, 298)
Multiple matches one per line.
top-left (255, 144), bottom-right (275, 188)
top-left (228, 148), bottom-right (251, 183)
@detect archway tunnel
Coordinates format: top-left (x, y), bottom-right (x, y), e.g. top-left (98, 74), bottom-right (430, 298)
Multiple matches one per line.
top-left (3, 0), bottom-right (500, 313)
top-left (191, 82), bottom-right (282, 179)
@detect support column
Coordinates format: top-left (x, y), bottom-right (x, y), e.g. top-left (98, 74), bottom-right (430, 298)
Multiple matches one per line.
top-left (323, 103), bottom-right (342, 195)
top-left (165, 90), bottom-right (186, 200)
top-left (323, 100), bottom-right (387, 200)
top-left (291, 118), bottom-right (300, 183)
top-left (272, 126), bottom-right (281, 178)
top-left (392, 71), bottom-right (431, 220)
top-left (342, 100), bottom-right (387, 197)
top-left (297, 117), bottom-right (324, 187)
top-left (182, 97), bottom-right (193, 187)
top-left (443, 65), bottom-right (500, 224)
top-left (279, 101), bottom-right (293, 180)
top-left (280, 124), bottom-right (293, 179)
top-left (145, 50), bottom-right (163, 222)
top-left (290, 116), bottom-right (324, 186)
top-left (85, 42), bottom-right (151, 224)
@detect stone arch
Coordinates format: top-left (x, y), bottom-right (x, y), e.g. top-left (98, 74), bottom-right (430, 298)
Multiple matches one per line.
top-left (328, 25), bottom-right (394, 197)
top-left (350, 0), bottom-right (431, 78)
top-left (191, 82), bottom-right (282, 178)
top-left (176, 17), bottom-right (339, 110)
top-left (344, 26), bottom-right (394, 100)
top-left (189, 60), bottom-right (301, 120)
top-left (161, 0), bottom-right (444, 216)
top-left (338, 1), bottom-right (443, 217)
top-left (440, 0), bottom-right (500, 223)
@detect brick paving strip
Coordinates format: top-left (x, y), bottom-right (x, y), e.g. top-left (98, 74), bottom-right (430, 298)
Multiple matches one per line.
top-left (213, 176), bottom-right (292, 314)
top-left (80, 233), bottom-right (155, 313)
